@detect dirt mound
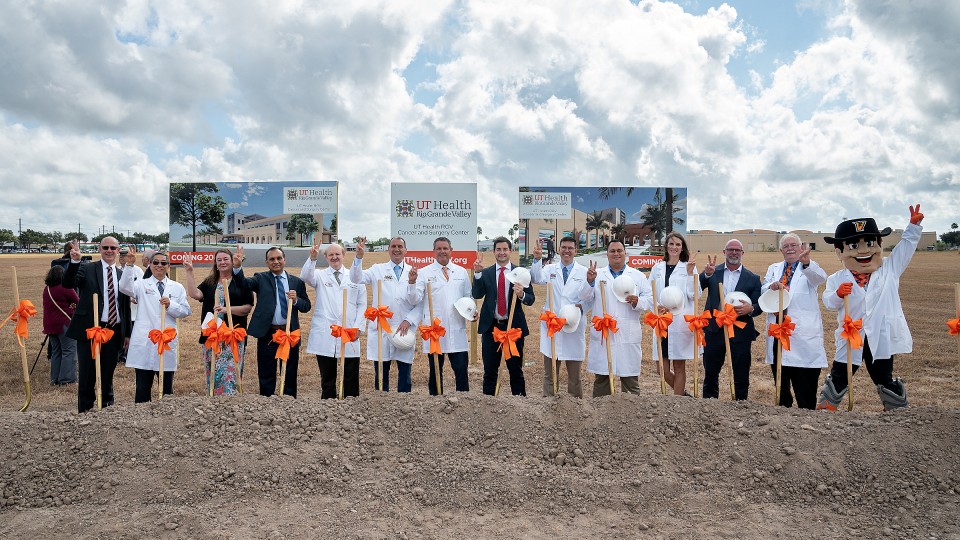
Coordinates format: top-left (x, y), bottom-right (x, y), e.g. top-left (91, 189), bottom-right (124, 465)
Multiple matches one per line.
top-left (1, 393), bottom-right (958, 539)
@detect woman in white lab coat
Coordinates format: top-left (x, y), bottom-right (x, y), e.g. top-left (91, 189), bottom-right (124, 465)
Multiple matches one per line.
top-left (648, 232), bottom-right (699, 396)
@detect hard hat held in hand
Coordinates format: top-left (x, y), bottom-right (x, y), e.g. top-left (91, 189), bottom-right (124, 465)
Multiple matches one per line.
top-left (759, 288), bottom-right (792, 314)
top-left (505, 267), bottom-right (532, 288)
top-left (659, 285), bottom-right (686, 315)
top-left (725, 291), bottom-right (751, 308)
top-left (611, 274), bottom-right (637, 303)
top-left (391, 329), bottom-right (416, 350)
top-left (558, 304), bottom-right (581, 333)
top-left (454, 296), bottom-right (478, 321)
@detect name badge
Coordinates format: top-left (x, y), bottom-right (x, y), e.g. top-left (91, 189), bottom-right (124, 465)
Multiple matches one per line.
top-left (550, 273), bottom-right (557, 279)
top-left (324, 281), bottom-right (334, 287)
top-left (384, 275), bottom-right (394, 281)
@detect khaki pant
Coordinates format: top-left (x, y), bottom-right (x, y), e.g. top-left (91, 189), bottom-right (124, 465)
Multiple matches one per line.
top-left (592, 374), bottom-right (640, 397)
top-left (542, 355), bottom-right (583, 398)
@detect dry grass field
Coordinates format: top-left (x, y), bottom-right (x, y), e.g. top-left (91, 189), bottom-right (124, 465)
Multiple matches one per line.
top-left (0, 248), bottom-right (957, 412)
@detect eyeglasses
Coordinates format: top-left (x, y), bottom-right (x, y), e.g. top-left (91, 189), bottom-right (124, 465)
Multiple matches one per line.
top-left (152, 261), bottom-right (169, 266)
top-left (101, 246), bottom-right (119, 251)
top-left (724, 248), bottom-right (743, 253)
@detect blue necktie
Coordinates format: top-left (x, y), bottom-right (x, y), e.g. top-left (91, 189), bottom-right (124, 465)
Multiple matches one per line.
top-left (562, 266), bottom-right (569, 284)
top-left (157, 280), bottom-right (165, 296)
top-left (394, 265), bottom-right (401, 280)
top-left (275, 274), bottom-right (288, 318)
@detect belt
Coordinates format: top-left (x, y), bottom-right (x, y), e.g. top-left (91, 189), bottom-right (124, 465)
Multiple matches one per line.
top-left (271, 324), bottom-right (286, 330)
top-left (493, 318), bottom-right (510, 327)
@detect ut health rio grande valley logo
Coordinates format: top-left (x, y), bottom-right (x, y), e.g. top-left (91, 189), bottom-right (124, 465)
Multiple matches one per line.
top-left (395, 199), bottom-right (415, 218)
top-left (522, 195), bottom-right (533, 205)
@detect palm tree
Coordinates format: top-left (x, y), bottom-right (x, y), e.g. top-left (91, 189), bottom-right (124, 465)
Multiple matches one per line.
top-left (597, 187), bottom-right (635, 200)
top-left (585, 211), bottom-right (609, 249)
top-left (639, 189), bottom-right (685, 247)
top-left (611, 223), bottom-right (626, 243)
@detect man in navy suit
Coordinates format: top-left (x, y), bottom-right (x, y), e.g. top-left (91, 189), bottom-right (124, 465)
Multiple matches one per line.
top-left (698, 239), bottom-right (762, 400)
top-left (62, 237), bottom-right (132, 412)
top-left (232, 246), bottom-right (311, 397)
top-left (472, 237), bottom-right (535, 396)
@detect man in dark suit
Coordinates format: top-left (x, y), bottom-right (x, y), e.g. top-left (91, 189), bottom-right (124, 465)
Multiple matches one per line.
top-left (472, 237), bottom-right (535, 396)
top-left (62, 237), bottom-right (132, 412)
top-left (232, 245), bottom-right (311, 397)
top-left (699, 239), bottom-right (762, 400)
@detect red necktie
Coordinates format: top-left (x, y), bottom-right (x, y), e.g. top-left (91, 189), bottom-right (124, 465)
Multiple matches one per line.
top-left (442, 266), bottom-right (449, 281)
top-left (780, 264), bottom-right (792, 286)
top-left (497, 267), bottom-right (507, 317)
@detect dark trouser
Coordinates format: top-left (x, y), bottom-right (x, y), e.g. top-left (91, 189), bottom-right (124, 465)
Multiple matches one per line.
top-left (257, 338), bottom-right (299, 398)
top-left (828, 338), bottom-right (896, 393)
top-left (480, 325), bottom-right (526, 396)
top-left (76, 323), bottom-right (122, 413)
top-left (427, 351), bottom-right (469, 396)
top-left (373, 361), bottom-right (412, 393)
top-left (134, 368), bottom-right (174, 403)
top-left (317, 355), bottom-right (360, 399)
top-left (769, 354), bottom-right (821, 409)
top-left (49, 328), bottom-right (78, 385)
top-left (702, 334), bottom-right (752, 400)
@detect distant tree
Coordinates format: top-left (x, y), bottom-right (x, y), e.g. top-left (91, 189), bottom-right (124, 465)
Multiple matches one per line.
top-left (585, 212), bottom-right (609, 249)
top-left (19, 229), bottom-right (46, 248)
top-left (0, 228), bottom-right (17, 245)
top-left (170, 182), bottom-right (226, 252)
top-left (597, 187), bottom-right (635, 200)
top-left (288, 214), bottom-right (319, 247)
top-left (198, 225), bottom-right (223, 245)
top-left (154, 232), bottom-right (169, 244)
top-left (64, 232), bottom-right (88, 243)
top-left (639, 189), bottom-right (684, 247)
top-left (941, 231), bottom-right (960, 247)
top-left (952, 222), bottom-right (958, 230)
top-left (611, 223), bottom-right (626, 243)
top-left (329, 215), bottom-right (338, 235)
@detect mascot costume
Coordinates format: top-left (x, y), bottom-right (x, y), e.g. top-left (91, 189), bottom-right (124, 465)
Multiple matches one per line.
top-left (817, 204), bottom-right (923, 411)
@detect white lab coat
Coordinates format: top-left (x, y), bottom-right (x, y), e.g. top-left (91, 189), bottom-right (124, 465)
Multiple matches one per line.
top-left (579, 266), bottom-right (654, 376)
top-left (407, 261), bottom-right (472, 354)
top-left (301, 260), bottom-right (367, 358)
top-left (350, 259), bottom-right (421, 363)
top-left (760, 260), bottom-right (828, 368)
top-left (822, 222), bottom-right (920, 365)
top-left (118, 271), bottom-right (191, 371)
top-left (530, 259), bottom-right (588, 360)
top-left (648, 261), bottom-right (700, 361)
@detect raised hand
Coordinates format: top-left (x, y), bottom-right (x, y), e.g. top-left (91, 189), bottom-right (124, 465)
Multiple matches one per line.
top-left (70, 239), bottom-right (82, 262)
top-left (586, 260), bottom-right (598, 283)
top-left (686, 252), bottom-right (697, 275)
top-left (532, 239), bottom-right (543, 260)
top-left (355, 237), bottom-right (366, 259)
top-left (182, 254), bottom-right (194, 272)
top-left (407, 266), bottom-right (418, 284)
top-left (909, 204), bottom-right (924, 225)
top-left (473, 252), bottom-right (484, 273)
top-left (123, 247), bottom-right (137, 266)
top-left (799, 242), bottom-right (812, 265)
top-left (309, 239), bottom-right (322, 261)
top-left (704, 255), bottom-right (717, 277)
top-left (233, 245), bottom-right (245, 268)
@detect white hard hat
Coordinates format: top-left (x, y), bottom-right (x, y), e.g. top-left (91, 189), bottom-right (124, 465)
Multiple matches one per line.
top-left (659, 286), bottom-right (686, 315)
top-left (611, 274), bottom-right (637, 303)
top-left (391, 329), bottom-right (416, 350)
top-left (759, 288), bottom-right (792, 314)
top-left (454, 296), bottom-right (478, 321)
top-left (558, 304), bottom-right (581, 333)
top-left (505, 267), bottom-right (532, 288)
top-left (725, 291), bottom-right (751, 307)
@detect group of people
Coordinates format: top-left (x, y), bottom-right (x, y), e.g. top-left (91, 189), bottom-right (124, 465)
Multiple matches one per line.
top-left (48, 204), bottom-right (923, 413)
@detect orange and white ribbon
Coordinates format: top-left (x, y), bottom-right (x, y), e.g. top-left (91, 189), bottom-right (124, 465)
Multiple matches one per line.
top-left (643, 311), bottom-right (673, 339)
top-left (592, 314), bottom-right (619, 343)
top-left (271, 328), bottom-right (301, 361)
top-left (418, 318), bottom-right (446, 355)
top-left (684, 311), bottom-right (712, 347)
top-left (841, 314), bottom-right (863, 350)
top-left (201, 318), bottom-right (222, 356)
top-left (539, 310), bottom-right (566, 338)
top-left (330, 324), bottom-right (359, 343)
top-left (713, 304), bottom-right (746, 338)
top-left (148, 327), bottom-right (178, 355)
top-left (8, 300), bottom-right (37, 345)
top-left (85, 326), bottom-right (115, 358)
top-left (767, 315), bottom-right (796, 351)
top-left (364, 306), bottom-right (394, 334)
top-left (493, 327), bottom-right (522, 360)
top-left (219, 325), bottom-right (248, 363)
top-left (947, 318), bottom-right (959, 336)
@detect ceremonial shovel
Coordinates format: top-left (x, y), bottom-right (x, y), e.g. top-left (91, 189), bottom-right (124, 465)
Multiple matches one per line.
top-left (426, 282), bottom-right (442, 396)
top-left (12, 267), bottom-right (31, 412)
top-left (598, 281), bottom-right (616, 396)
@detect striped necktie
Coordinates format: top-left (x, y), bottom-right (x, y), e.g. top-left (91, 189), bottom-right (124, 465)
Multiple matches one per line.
top-left (106, 266), bottom-right (118, 326)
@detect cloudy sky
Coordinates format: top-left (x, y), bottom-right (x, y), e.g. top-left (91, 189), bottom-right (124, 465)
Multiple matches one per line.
top-left (1, 0), bottom-right (957, 242)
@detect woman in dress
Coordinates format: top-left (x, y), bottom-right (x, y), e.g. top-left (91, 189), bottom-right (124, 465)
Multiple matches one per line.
top-left (42, 265), bottom-right (79, 385)
top-left (183, 249), bottom-right (253, 395)
top-left (648, 232), bottom-right (699, 395)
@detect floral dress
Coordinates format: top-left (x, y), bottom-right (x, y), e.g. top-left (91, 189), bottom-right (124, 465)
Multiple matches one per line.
top-left (203, 281), bottom-right (246, 395)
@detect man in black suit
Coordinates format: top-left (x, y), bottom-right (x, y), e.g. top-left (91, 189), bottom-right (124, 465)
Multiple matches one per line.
top-left (62, 237), bottom-right (132, 412)
top-left (699, 239), bottom-right (762, 400)
top-left (472, 237), bottom-right (535, 396)
top-left (232, 245), bottom-right (311, 397)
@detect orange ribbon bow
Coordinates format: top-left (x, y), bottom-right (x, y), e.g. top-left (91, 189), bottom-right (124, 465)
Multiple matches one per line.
top-left (418, 318), bottom-right (446, 355)
top-left (201, 318), bottom-right (222, 356)
top-left (9, 300), bottom-right (38, 344)
top-left (85, 325), bottom-right (115, 358)
top-left (841, 314), bottom-right (863, 350)
top-left (364, 306), bottom-right (394, 334)
top-left (539, 310), bottom-right (566, 338)
top-left (643, 311), bottom-right (673, 339)
top-left (592, 314), bottom-right (619, 342)
top-left (330, 324), bottom-right (359, 343)
top-left (948, 318), bottom-right (960, 336)
top-left (148, 327), bottom-right (178, 355)
top-left (219, 324), bottom-right (248, 362)
top-left (713, 304), bottom-right (747, 338)
top-left (271, 328), bottom-right (301, 361)
top-left (493, 327), bottom-right (523, 360)
top-left (684, 311), bottom-right (712, 347)
top-left (767, 315), bottom-right (796, 351)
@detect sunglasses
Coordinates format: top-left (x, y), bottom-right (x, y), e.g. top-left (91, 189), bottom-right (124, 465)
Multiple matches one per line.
top-left (101, 246), bottom-right (119, 251)
top-left (152, 261), bottom-right (169, 266)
